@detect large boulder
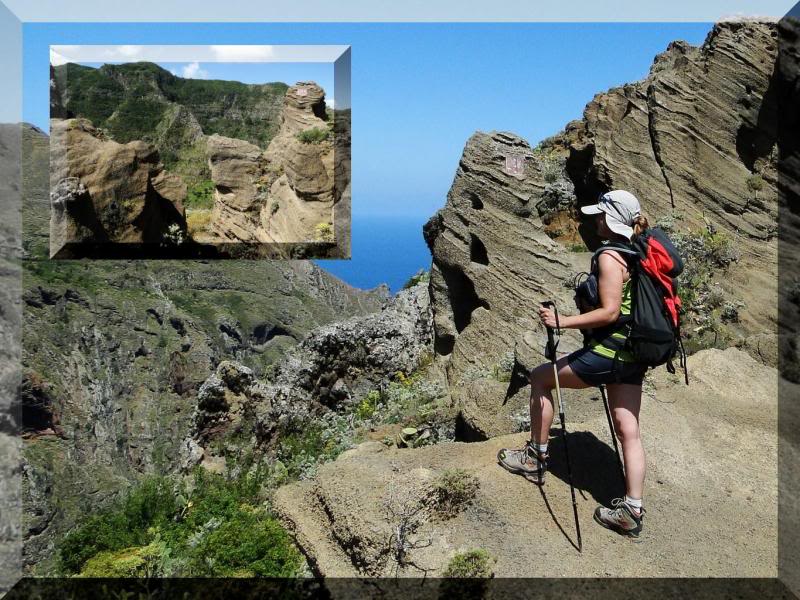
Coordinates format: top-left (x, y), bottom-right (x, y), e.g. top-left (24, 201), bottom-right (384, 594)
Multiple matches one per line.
top-left (49, 118), bottom-right (187, 257)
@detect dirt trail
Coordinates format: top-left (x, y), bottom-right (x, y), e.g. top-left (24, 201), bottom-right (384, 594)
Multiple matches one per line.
top-left (275, 348), bottom-right (780, 578)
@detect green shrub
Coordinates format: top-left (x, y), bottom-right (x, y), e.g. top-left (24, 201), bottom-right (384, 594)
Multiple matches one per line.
top-left (185, 508), bottom-right (302, 577)
top-left (355, 390), bottom-right (380, 420)
top-left (746, 174), bottom-right (765, 195)
top-left (58, 477), bottom-right (177, 574)
top-left (434, 469), bottom-right (480, 517)
top-left (672, 228), bottom-right (744, 353)
top-left (276, 415), bottom-right (354, 479)
top-left (403, 269), bottom-right (430, 289)
top-left (568, 242), bottom-right (588, 252)
top-left (314, 222), bottom-right (334, 242)
top-left (296, 127), bottom-right (329, 144)
top-left (77, 541), bottom-right (168, 578)
top-left (186, 179), bottom-right (215, 210)
top-left (442, 549), bottom-right (494, 578)
top-left (56, 467), bottom-right (302, 578)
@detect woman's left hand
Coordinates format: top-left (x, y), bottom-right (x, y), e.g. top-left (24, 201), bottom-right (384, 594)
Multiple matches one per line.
top-left (538, 306), bottom-right (559, 329)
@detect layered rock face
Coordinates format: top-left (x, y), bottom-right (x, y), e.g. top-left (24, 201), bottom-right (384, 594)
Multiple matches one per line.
top-left (206, 135), bottom-right (266, 242)
top-left (208, 83), bottom-right (341, 248)
top-left (568, 22), bottom-right (778, 237)
top-left (49, 118), bottom-right (187, 257)
top-left (425, 21), bottom-right (781, 439)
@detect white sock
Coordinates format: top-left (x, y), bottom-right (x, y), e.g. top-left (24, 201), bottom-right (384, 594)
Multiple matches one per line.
top-left (625, 495), bottom-right (643, 515)
top-left (532, 441), bottom-right (548, 455)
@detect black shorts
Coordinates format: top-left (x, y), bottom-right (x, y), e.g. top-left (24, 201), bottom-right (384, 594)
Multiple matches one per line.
top-left (567, 347), bottom-right (647, 386)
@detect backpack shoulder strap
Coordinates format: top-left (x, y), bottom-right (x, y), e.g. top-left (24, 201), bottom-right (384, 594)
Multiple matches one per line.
top-left (591, 242), bottom-right (640, 274)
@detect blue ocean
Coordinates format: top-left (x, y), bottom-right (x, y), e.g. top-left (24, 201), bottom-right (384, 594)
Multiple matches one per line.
top-left (315, 214), bottom-right (434, 294)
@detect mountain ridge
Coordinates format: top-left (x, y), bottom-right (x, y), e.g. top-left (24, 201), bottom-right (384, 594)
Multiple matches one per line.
top-left (51, 62), bottom-right (291, 189)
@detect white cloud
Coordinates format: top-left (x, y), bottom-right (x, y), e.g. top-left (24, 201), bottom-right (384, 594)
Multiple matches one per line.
top-left (718, 12), bottom-right (778, 22)
top-left (182, 62), bottom-right (209, 79)
top-left (326, 97), bottom-right (335, 108)
top-left (117, 45), bottom-right (143, 58)
top-left (49, 44), bottom-right (347, 65)
top-left (100, 45), bottom-right (148, 61)
top-left (210, 45), bottom-right (274, 61)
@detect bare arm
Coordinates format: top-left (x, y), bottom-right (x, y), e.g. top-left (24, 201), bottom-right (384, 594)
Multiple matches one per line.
top-left (538, 251), bottom-right (626, 329)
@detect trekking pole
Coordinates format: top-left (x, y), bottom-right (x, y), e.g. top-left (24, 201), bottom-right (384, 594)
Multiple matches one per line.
top-left (599, 384), bottom-right (626, 488)
top-left (542, 301), bottom-right (582, 553)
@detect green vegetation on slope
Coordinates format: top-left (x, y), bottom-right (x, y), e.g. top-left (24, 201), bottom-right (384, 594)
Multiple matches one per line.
top-left (185, 179), bottom-right (215, 210)
top-left (57, 469), bottom-right (303, 577)
top-left (672, 227), bottom-right (743, 353)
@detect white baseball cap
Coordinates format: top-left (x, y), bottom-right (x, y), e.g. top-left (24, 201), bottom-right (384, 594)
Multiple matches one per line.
top-left (580, 190), bottom-right (642, 240)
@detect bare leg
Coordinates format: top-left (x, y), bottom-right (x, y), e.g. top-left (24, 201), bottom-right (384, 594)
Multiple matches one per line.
top-left (606, 383), bottom-right (645, 499)
top-left (529, 356), bottom-right (590, 445)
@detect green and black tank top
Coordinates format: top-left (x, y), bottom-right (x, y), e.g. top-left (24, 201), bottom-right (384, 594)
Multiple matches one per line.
top-left (585, 245), bottom-right (637, 362)
top-left (588, 277), bottom-right (635, 362)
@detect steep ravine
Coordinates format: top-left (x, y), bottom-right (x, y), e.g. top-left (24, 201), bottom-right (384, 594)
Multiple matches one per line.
top-left (18, 124), bottom-right (385, 572)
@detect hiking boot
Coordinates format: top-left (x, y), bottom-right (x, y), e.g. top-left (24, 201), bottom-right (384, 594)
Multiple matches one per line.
top-left (593, 498), bottom-right (645, 539)
top-left (497, 440), bottom-right (548, 484)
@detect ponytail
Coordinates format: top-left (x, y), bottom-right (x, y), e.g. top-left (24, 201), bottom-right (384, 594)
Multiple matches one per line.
top-left (632, 214), bottom-right (649, 239)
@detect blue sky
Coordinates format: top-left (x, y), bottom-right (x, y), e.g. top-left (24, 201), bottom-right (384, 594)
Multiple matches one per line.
top-left (25, 23), bottom-right (713, 219)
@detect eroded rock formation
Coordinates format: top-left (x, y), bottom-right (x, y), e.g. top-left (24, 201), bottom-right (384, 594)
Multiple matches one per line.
top-left (207, 82), bottom-right (342, 248)
top-left (49, 118), bottom-right (187, 257)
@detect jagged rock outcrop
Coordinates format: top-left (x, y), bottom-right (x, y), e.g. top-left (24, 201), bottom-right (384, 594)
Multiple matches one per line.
top-left (185, 283), bottom-right (434, 467)
top-left (425, 21), bottom-right (781, 440)
top-left (423, 129), bottom-right (587, 439)
top-left (49, 118), bottom-right (187, 257)
top-left (208, 82), bottom-right (341, 249)
top-left (274, 348), bottom-right (780, 578)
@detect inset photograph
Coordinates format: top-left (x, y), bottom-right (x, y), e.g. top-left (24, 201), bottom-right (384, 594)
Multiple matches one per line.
top-left (48, 45), bottom-right (351, 259)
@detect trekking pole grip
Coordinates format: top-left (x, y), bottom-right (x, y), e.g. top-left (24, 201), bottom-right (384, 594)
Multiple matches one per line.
top-left (541, 301), bottom-right (558, 361)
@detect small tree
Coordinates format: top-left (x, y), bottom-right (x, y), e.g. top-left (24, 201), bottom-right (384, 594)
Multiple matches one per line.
top-left (746, 174), bottom-right (765, 202)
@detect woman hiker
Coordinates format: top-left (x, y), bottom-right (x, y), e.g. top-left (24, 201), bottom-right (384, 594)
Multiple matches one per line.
top-left (498, 190), bottom-right (649, 539)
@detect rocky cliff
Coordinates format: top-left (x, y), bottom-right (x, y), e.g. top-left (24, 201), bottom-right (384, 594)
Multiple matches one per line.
top-left (424, 20), bottom-right (780, 439)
